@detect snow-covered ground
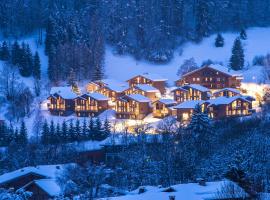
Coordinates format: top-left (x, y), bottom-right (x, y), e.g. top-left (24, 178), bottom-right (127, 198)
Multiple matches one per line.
top-left (1, 27), bottom-right (270, 135)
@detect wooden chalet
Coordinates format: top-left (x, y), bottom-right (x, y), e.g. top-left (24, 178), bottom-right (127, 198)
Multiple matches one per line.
top-left (23, 179), bottom-right (61, 200)
top-left (207, 96), bottom-right (253, 119)
top-left (86, 81), bottom-right (101, 93)
top-left (213, 88), bottom-right (241, 98)
top-left (172, 84), bottom-right (210, 103)
top-left (125, 84), bottom-right (161, 102)
top-left (153, 99), bottom-right (177, 118)
top-left (75, 92), bottom-right (109, 117)
top-left (127, 73), bottom-right (167, 94)
top-left (97, 79), bottom-right (129, 102)
top-left (174, 100), bottom-right (207, 122)
top-left (176, 64), bottom-right (243, 89)
top-left (47, 87), bottom-right (77, 116)
top-left (115, 94), bottom-right (151, 120)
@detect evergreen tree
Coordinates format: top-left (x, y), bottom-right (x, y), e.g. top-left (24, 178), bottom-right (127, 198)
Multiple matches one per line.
top-left (75, 119), bottom-right (81, 141)
top-left (240, 29), bottom-right (247, 40)
top-left (0, 41), bottom-right (10, 61)
top-left (49, 120), bottom-right (56, 144)
top-left (68, 120), bottom-right (75, 141)
top-left (41, 120), bottom-right (50, 145)
top-left (33, 51), bottom-right (41, 80)
top-left (11, 41), bottom-right (21, 66)
top-left (19, 121), bottom-right (28, 146)
top-left (0, 121), bottom-right (8, 147)
top-left (215, 33), bottom-right (224, 47)
top-left (55, 122), bottom-right (61, 144)
top-left (92, 117), bottom-right (103, 141)
top-left (103, 118), bottom-right (111, 139)
top-left (88, 117), bottom-right (94, 139)
top-left (82, 118), bottom-right (87, 140)
top-left (18, 43), bottom-right (33, 77)
top-left (196, 0), bottom-right (211, 40)
top-left (230, 37), bottom-right (245, 70)
top-left (61, 120), bottom-right (68, 143)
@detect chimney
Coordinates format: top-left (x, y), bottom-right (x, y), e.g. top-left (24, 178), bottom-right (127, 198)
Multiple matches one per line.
top-left (196, 178), bottom-right (206, 186)
top-left (169, 195), bottom-right (175, 200)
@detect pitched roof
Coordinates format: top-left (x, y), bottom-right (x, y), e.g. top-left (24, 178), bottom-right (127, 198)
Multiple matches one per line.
top-left (127, 94), bottom-right (151, 103)
top-left (102, 79), bottom-right (129, 92)
top-left (129, 73), bottom-right (168, 82)
top-left (0, 165), bottom-right (66, 185)
top-left (183, 64), bottom-right (242, 77)
top-left (158, 99), bottom-right (177, 105)
top-left (213, 88), bottom-right (241, 95)
top-left (50, 87), bottom-right (77, 99)
top-left (171, 87), bottom-right (189, 92)
top-left (33, 179), bottom-right (61, 197)
top-left (135, 84), bottom-right (160, 92)
top-left (86, 92), bottom-right (109, 101)
top-left (184, 84), bottom-right (210, 92)
top-left (207, 96), bottom-right (250, 106)
top-left (174, 100), bottom-right (205, 109)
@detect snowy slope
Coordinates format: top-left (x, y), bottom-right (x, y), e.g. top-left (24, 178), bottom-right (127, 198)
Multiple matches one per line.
top-left (105, 27), bottom-right (270, 85)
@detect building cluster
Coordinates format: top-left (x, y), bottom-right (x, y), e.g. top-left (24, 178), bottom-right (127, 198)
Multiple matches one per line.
top-left (48, 64), bottom-right (255, 122)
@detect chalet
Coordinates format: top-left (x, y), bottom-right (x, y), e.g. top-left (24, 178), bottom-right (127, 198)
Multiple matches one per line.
top-left (23, 179), bottom-right (61, 200)
top-left (75, 92), bottom-right (109, 117)
top-left (153, 99), bottom-right (177, 118)
top-left (125, 84), bottom-right (161, 102)
top-left (127, 73), bottom-right (167, 94)
top-left (207, 96), bottom-right (253, 119)
top-left (115, 94), bottom-right (151, 120)
top-left (86, 81), bottom-right (101, 93)
top-left (97, 79), bottom-right (129, 102)
top-left (174, 100), bottom-right (207, 122)
top-left (47, 87), bottom-right (77, 116)
top-left (0, 165), bottom-right (65, 191)
top-left (172, 84), bottom-right (210, 103)
top-left (213, 88), bottom-right (241, 98)
top-left (176, 64), bottom-right (243, 89)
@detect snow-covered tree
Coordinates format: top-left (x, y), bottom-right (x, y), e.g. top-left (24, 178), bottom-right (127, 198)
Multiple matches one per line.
top-left (177, 58), bottom-right (198, 77)
top-left (230, 37), bottom-right (244, 70)
top-left (215, 33), bottom-right (224, 47)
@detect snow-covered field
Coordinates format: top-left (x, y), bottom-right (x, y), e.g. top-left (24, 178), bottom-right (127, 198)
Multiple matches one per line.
top-left (1, 27), bottom-right (270, 135)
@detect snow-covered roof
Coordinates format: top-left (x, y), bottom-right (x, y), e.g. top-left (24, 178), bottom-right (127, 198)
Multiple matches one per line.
top-left (0, 164), bottom-right (67, 185)
top-left (33, 179), bottom-right (61, 197)
top-left (171, 87), bottom-right (189, 92)
top-left (102, 79), bottom-right (129, 92)
top-left (184, 84), bottom-right (210, 92)
top-left (207, 96), bottom-right (250, 106)
top-left (213, 88), bottom-right (241, 95)
top-left (174, 100), bottom-right (205, 109)
top-left (129, 73), bottom-right (168, 82)
top-left (86, 92), bottom-right (109, 101)
top-left (50, 87), bottom-right (77, 99)
top-left (103, 180), bottom-right (247, 200)
top-left (127, 94), bottom-right (151, 103)
top-left (158, 98), bottom-right (177, 105)
top-left (135, 84), bottom-right (160, 92)
top-left (183, 64), bottom-right (242, 77)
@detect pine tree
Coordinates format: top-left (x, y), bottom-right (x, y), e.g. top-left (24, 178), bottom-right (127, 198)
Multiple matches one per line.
top-left (240, 29), bottom-right (247, 40)
top-left (82, 118), bottom-right (87, 140)
top-left (230, 37), bottom-right (245, 71)
top-left (0, 41), bottom-right (10, 61)
top-left (103, 118), bottom-right (111, 139)
top-left (33, 51), bottom-right (41, 80)
top-left (75, 119), bottom-right (81, 141)
top-left (11, 41), bottom-right (21, 66)
top-left (19, 121), bottom-right (28, 146)
top-left (215, 33), bottom-right (224, 47)
top-left (196, 0), bottom-right (211, 40)
top-left (61, 120), bottom-right (68, 143)
top-left (55, 122), bottom-right (61, 144)
top-left (41, 120), bottom-right (50, 145)
top-left (68, 120), bottom-right (75, 141)
top-left (19, 43), bottom-right (33, 77)
top-left (49, 120), bottom-right (56, 144)
top-left (88, 117), bottom-right (94, 139)
top-left (92, 117), bottom-right (103, 141)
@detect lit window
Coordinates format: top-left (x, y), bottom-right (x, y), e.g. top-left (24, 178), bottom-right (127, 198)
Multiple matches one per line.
top-left (217, 78), bottom-right (221, 82)
top-left (182, 113), bottom-right (189, 121)
top-left (193, 78), bottom-right (196, 81)
top-left (197, 78), bottom-right (200, 81)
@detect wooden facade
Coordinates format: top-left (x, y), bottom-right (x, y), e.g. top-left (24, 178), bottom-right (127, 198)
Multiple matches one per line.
top-left (213, 88), bottom-right (241, 98)
top-left (48, 94), bottom-right (75, 116)
top-left (173, 84), bottom-right (210, 103)
top-left (208, 97), bottom-right (252, 119)
top-left (24, 182), bottom-right (54, 200)
top-left (86, 81), bottom-right (101, 93)
top-left (153, 99), bottom-right (177, 118)
top-left (75, 93), bottom-right (109, 117)
top-left (127, 74), bottom-right (167, 94)
top-left (176, 65), bottom-right (242, 89)
top-left (125, 84), bottom-right (161, 102)
top-left (115, 94), bottom-right (151, 120)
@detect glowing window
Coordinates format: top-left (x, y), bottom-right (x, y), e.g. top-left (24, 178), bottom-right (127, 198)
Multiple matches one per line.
top-left (182, 113), bottom-right (189, 121)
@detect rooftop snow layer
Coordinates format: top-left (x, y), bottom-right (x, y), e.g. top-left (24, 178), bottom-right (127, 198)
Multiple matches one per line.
top-left (50, 87), bottom-right (77, 99)
top-left (207, 96), bottom-right (250, 106)
top-left (213, 88), bottom-right (241, 95)
top-left (103, 180), bottom-right (247, 200)
top-left (128, 73), bottom-right (168, 82)
top-left (87, 92), bottom-right (109, 101)
top-left (102, 79), bottom-right (129, 92)
top-left (185, 84), bottom-right (210, 92)
top-left (127, 94), bottom-right (151, 102)
top-left (174, 100), bottom-right (205, 109)
top-left (34, 179), bottom-right (61, 197)
top-left (0, 164), bottom-right (66, 184)
top-left (135, 84), bottom-right (160, 92)
top-left (158, 98), bottom-right (177, 105)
